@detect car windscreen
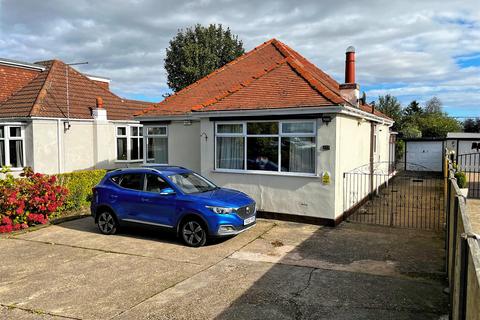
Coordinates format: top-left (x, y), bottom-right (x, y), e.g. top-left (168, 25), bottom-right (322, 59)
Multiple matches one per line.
top-left (168, 172), bottom-right (217, 194)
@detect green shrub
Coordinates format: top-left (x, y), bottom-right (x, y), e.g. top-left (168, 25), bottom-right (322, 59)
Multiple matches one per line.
top-left (454, 171), bottom-right (468, 188)
top-left (395, 140), bottom-right (405, 162)
top-left (56, 169), bottom-right (107, 211)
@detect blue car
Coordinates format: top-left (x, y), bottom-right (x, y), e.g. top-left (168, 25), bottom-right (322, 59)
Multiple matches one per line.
top-left (91, 166), bottom-right (256, 247)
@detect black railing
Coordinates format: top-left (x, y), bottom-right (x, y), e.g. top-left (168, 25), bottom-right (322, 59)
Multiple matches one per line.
top-left (344, 170), bottom-right (444, 231)
top-left (457, 153), bottom-right (480, 199)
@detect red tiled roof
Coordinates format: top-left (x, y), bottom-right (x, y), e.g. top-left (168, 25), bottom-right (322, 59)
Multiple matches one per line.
top-left (0, 64), bottom-right (41, 104)
top-left (0, 60), bottom-right (153, 120)
top-left (139, 38), bottom-right (390, 120)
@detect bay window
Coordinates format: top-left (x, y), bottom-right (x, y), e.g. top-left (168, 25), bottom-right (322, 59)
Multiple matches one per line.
top-left (0, 125), bottom-right (25, 168)
top-left (146, 126), bottom-right (168, 164)
top-left (215, 120), bottom-right (316, 174)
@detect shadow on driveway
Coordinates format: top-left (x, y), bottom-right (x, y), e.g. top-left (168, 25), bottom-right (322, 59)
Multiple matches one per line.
top-left (1, 218), bottom-right (448, 319)
top-left (211, 222), bottom-right (449, 320)
top-left (56, 216), bottom-right (231, 247)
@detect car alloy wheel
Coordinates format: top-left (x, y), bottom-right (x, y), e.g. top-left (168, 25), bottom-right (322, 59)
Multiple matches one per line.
top-left (182, 220), bottom-right (206, 247)
top-left (97, 211), bottom-right (117, 235)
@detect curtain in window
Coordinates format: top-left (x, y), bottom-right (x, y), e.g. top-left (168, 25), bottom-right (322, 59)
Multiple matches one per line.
top-left (117, 138), bottom-right (127, 160)
top-left (147, 137), bottom-right (168, 164)
top-left (0, 141), bottom-right (4, 166)
top-left (217, 137), bottom-right (244, 169)
top-left (281, 137), bottom-right (315, 173)
top-left (9, 140), bottom-right (24, 168)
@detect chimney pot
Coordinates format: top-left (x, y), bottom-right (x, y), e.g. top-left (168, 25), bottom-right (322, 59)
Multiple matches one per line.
top-left (345, 46), bottom-right (356, 84)
top-left (339, 46), bottom-right (360, 107)
top-left (96, 97), bottom-right (104, 109)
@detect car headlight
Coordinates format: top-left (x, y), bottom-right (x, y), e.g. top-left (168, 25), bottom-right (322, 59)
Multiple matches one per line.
top-left (206, 206), bottom-right (235, 214)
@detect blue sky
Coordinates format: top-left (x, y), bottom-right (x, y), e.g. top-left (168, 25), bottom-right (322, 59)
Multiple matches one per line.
top-left (1, 0), bottom-right (479, 118)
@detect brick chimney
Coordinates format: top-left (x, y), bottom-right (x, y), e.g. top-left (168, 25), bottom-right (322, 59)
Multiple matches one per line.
top-left (339, 46), bottom-right (360, 107)
top-left (92, 97), bottom-right (107, 122)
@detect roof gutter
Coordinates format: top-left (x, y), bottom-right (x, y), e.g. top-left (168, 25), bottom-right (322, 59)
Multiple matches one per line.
top-left (136, 105), bottom-right (393, 125)
top-left (0, 58), bottom-right (46, 71)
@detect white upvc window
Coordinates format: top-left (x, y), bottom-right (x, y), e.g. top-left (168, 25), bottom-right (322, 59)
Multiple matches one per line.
top-left (144, 126), bottom-right (168, 164)
top-left (115, 125), bottom-right (143, 162)
top-left (215, 120), bottom-right (317, 175)
top-left (0, 124), bottom-right (26, 169)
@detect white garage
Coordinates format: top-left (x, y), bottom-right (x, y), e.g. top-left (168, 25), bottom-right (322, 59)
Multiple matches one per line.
top-left (404, 139), bottom-right (445, 172)
top-left (446, 132), bottom-right (480, 156)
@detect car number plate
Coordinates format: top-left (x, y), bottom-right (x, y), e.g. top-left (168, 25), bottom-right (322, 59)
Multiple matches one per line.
top-left (244, 216), bottom-right (255, 226)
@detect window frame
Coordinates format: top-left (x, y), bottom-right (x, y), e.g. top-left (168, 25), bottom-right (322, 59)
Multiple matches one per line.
top-left (0, 124), bottom-right (26, 170)
top-left (116, 173), bottom-right (146, 191)
top-left (143, 125), bottom-right (169, 165)
top-left (214, 120), bottom-right (317, 176)
top-left (115, 124), bottom-right (144, 163)
top-left (144, 173), bottom-right (172, 194)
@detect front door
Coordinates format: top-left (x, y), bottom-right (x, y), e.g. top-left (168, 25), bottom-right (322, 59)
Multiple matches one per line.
top-left (137, 173), bottom-right (177, 227)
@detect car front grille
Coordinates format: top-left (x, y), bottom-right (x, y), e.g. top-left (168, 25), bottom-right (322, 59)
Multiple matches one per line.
top-left (236, 203), bottom-right (256, 219)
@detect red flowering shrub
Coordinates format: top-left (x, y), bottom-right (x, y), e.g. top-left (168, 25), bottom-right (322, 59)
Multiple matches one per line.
top-left (0, 167), bottom-right (68, 233)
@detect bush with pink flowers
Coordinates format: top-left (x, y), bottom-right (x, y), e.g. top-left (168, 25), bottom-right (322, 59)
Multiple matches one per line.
top-left (0, 167), bottom-right (68, 233)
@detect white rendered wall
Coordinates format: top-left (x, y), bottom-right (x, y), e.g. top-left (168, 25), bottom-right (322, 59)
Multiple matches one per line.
top-left (199, 117), bottom-right (337, 220)
top-left (167, 121), bottom-right (201, 172)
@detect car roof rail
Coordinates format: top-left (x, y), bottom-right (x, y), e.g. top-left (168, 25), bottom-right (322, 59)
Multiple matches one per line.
top-left (140, 164), bottom-right (187, 170)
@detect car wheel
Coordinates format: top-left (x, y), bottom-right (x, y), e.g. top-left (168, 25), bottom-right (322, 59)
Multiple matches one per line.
top-left (181, 219), bottom-right (207, 247)
top-left (97, 211), bottom-right (118, 235)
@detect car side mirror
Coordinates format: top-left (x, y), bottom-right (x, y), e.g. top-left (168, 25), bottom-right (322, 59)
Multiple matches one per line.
top-left (160, 187), bottom-right (176, 196)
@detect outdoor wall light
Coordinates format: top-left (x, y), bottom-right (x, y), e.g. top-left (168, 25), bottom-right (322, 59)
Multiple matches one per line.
top-left (321, 115), bottom-right (332, 125)
top-left (200, 132), bottom-right (208, 141)
top-left (183, 120), bottom-right (192, 126)
top-left (64, 121), bottom-right (71, 131)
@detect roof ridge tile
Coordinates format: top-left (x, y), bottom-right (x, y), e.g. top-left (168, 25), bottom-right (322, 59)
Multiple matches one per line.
top-left (29, 61), bottom-right (56, 116)
top-left (284, 57), bottom-right (346, 105)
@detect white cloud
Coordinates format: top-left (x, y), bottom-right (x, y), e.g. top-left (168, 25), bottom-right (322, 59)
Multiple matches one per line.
top-left (0, 0), bottom-right (478, 115)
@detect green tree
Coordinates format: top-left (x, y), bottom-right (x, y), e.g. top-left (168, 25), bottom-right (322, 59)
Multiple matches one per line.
top-left (403, 100), bottom-right (423, 117)
top-left (417, 112), bottom-right (462, 137)
top-left (375, 94), bottom-right (403, 131)
top-left (402, 123), bottom-right (422, 138)
top-left (463, 118), bottom-right (480, 132)
top-left (165, 24), bottom-right (245, 92)
top-left (424, 96), bottom-right (442, 114)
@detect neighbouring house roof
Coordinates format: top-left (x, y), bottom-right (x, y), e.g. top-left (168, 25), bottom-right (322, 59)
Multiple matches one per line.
top-left (0, 59), bottom-right (153, 121)
top-left (447, 132), bottom-right (480, 139)
top-left (138, 38), bottom-right (390, 121)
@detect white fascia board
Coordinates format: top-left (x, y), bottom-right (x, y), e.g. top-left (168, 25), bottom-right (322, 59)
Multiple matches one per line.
top-left (85, 74), bottom-right (111, 83)
top-left (340, 105), bottom-right (394, 126)
top-left (136, 105), bottom-right (393, 125)
top-left (0, 58), bottom-right (46, 71)
top-left (137, 115), bottom-right (200, 122)
top-left (29, 117), bottom-right (141, 124)
top-left (136, 106), bottom-right (343, 121)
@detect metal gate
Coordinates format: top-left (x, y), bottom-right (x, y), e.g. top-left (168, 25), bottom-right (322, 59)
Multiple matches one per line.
top-left (457, 153), bottom-right (480, 198)
top-left (343, 165), bottom-right (445, 231)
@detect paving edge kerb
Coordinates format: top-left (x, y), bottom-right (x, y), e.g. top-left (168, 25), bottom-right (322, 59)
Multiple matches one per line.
top-left (0, 213), bottom-right (90, 239)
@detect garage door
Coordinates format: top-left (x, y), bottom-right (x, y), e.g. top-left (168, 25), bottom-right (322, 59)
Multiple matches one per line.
top-left (405, 141), bottom-right (444, 172)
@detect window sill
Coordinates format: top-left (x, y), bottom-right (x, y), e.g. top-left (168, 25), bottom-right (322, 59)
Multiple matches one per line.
top-left (115, 160), bottom-right (144, 163)
top-left (212, 169), bottom-right (320, 178)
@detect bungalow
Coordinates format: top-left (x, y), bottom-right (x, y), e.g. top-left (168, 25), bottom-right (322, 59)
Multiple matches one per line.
top-left (0, 58), bottom-right (151, 174)
top-left (0, 39), bottom-right (394, 225)
top-left (136, 39), bottom-right (394, 225)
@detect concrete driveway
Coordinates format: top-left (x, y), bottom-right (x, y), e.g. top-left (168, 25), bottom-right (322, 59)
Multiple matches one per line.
top-left (0, 217), bottom-right (448, 319)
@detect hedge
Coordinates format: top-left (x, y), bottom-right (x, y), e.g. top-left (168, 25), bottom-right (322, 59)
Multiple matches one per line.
top-left (56, 169), bottom-right (107, 211)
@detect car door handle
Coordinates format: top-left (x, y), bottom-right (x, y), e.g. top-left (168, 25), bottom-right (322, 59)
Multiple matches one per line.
top-left (110, 194), bottom-right (118, 199)
top-left (141, 198), bottom-right (151, 202)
